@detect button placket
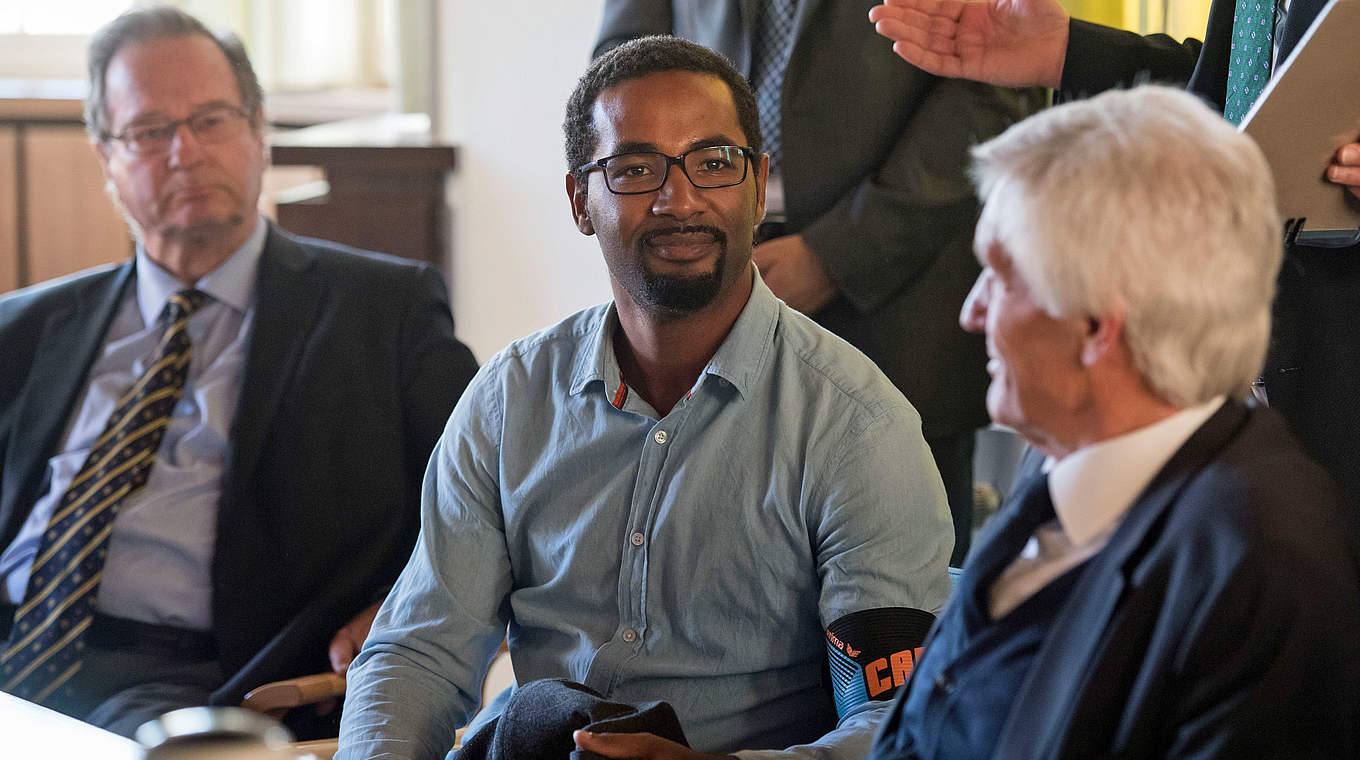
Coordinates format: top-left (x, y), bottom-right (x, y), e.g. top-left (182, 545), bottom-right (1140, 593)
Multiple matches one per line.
top-left (616, 408), bottom-right (694, 660)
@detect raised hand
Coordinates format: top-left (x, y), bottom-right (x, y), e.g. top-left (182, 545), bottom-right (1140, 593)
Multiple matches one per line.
top-left (869, 0), bottom-right (1071, 88)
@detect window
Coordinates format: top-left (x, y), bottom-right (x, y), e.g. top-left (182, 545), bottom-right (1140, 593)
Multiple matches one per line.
top-left (0, 1), bottom-right (124, 35)
top-left (0, 0), bottom-right (396, 96)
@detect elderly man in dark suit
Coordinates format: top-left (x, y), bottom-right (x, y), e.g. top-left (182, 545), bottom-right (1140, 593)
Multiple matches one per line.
top-left (870, 86), bottom-right (1360, 759)
top-left (0, 5), bottom-right (477, 736)
top-left (595, 0), bottom-right (1042, 563)
top-left (870, 0), bottom-right (1360, 504)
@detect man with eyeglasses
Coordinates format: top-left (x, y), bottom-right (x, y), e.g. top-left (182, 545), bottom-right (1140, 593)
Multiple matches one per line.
top-left (0, 5), bottom-right (477, 736)
top-left (338, 36), bottom-right (953, 760)
top-left (595, 1), bottom-right (1044, 568)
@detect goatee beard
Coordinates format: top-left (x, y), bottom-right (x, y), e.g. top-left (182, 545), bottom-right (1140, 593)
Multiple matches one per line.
top-left (638, 225), bottom-right (727, 316)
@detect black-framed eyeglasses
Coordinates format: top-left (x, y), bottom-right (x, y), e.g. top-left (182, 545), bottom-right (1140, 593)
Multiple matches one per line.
top-left (105, 104), bottom-right (253, 155)
top-left (577, 145), bottom-right (756, 195)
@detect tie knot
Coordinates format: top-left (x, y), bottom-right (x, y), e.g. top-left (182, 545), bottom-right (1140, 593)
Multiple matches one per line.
top-left (165, 289), bottom-right (209, 322)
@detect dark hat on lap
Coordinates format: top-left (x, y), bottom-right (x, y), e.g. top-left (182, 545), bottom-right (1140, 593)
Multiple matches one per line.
top-left (452, 678), bottom-right (689, 760)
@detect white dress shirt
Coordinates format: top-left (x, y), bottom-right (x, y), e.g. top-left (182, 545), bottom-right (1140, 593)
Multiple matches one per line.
top-left (988, 396), bottom-right (1225, 619)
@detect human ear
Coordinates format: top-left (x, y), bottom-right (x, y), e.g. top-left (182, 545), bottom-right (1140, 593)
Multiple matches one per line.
top-left (566, 172), bottom-right (595, 236)
top-left (1081, 308), bottom-right (1124, 367)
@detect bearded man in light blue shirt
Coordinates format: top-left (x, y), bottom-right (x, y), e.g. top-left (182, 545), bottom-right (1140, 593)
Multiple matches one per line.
top-left (338, 36), bottom-right (953, 760)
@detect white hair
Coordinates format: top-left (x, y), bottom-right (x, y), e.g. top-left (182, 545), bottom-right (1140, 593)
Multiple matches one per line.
top-left (971, 85), bottom-right (1282, 406)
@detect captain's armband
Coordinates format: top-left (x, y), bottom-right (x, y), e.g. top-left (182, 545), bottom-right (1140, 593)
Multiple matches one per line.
top-left (825, 607), bottom-right (936, 717)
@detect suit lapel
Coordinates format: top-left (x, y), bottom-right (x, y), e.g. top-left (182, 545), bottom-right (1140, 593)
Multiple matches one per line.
top-left (997, 401), bottom-right (1248, 758)
top-left (2, 264), bottom-right (134, 544)
top-left (784, 0), bottom-right (819, 78)
top-left (1279, 0), bottom-right (1328, 62)
top-left (735, 0), bottom-right (816, 73)
top-left (791, 0), bottom-right (820, 40)
top-left (725, 0), bottom-right (757, 74)
top-left (955, 473), bottom-right (1052, 629)
top-left (224, 225), bottom-right (323, 489)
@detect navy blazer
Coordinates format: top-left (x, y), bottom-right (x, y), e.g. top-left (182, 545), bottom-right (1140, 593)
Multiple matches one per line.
top-left (0, 224), bottom-right (478, 705)
top-left (874, 401), bottom-right (1360, 758)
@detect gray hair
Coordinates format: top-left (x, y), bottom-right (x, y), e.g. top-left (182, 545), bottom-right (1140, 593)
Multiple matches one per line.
top-left (970, 85), bottom-right (1281, 406)
top-left (85, 4), bottom-right (263, 141)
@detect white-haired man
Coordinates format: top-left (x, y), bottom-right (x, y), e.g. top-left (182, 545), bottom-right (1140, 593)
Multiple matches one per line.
top-left (869, 86), bottom-right (1360, 760)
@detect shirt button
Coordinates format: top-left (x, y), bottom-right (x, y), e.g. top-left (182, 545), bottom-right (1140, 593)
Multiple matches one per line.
top-left (622, 629), bottom-right (638, 643)
top-left (630, 532), bottom-right (645, 547)
top-left (653, 430), bottom-right (668, 445)
top-left (933, 671), bottom-right (955, 695)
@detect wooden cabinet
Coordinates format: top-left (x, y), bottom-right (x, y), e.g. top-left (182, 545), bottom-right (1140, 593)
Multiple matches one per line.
top-left (23, 125), bottom-right (131, 285)
top-left (0, 81), bottom-right (133, 295)
top-left (0, 125), bottom-right (16, 293)
top-left (270, 113), bottom-right (456, 269)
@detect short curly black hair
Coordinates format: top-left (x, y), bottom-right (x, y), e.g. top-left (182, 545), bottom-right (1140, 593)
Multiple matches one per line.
top-left (564, 35), bottom-right (762, 194)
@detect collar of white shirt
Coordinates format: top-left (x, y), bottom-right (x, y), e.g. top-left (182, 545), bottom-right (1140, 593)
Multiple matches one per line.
top-left (1047, 395), bottom-right (1225, 545)
top-left (987, 395), bottom-right (1224, 620)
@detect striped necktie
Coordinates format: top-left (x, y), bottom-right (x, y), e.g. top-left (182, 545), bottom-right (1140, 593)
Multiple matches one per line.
top-left (1224, 0), bottom-right (1275, 124)
top-left (1, 289), bottom-right (208, 705)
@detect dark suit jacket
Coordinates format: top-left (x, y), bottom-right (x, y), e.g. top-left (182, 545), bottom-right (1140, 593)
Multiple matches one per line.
top-left (1056, 0), bottom-right (1360, 502)
top-left (874, 401), bottom-right (1360, 758)
top-left (1059, 0), bottom-right (1329, 109)
top-left (0, 224), bottom-right (478, 706)
top-left (595, 0), bottom-right (1042, 440)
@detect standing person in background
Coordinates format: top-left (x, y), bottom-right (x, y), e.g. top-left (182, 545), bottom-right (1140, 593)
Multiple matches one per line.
top-left (870, 0), bottom-right (1360, 504)
top-left (596, 0), bottom-right (1044, 563)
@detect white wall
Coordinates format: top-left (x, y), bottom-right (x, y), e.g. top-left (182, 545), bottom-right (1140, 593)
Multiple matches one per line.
top-left (439, 1), bottom-right (612, 362)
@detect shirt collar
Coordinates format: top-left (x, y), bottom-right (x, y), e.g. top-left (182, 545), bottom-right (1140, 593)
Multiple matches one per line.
top-left (700, 266), bottom-right (778, 397)
top-left (1047, 396), bottom-right (1225, 545)
top-left (134, 216), bottom-right (267, 326)
top-left (568, 263), bottom-right (778, 401)
top-left (568, 305), bottom-right (615, 397)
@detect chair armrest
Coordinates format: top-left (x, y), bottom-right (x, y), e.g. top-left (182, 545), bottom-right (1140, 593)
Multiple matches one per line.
top-left (241, 673), bottom-right (347, 719)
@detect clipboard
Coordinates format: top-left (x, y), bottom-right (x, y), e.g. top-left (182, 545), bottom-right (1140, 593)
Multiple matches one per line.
top-left (1240, 0), bottom-right (1360, 245)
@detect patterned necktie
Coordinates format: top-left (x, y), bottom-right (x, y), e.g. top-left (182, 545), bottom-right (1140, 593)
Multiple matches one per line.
top-left (1, 289), bottom-right (207, 705)
top-left (751, 0), bottom-right (798, 172)
top-left (1224, 0), bottom-right (1275, 124)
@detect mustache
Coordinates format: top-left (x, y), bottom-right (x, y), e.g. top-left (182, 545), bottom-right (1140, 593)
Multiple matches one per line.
top-left (639, 225), bottom-right (727, 247)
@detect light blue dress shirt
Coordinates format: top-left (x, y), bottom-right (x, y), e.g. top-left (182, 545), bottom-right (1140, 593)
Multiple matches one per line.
top-left (0, 220), bottom-right (265, 631)
top-left (338, 270), bottom-right (953, 760)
